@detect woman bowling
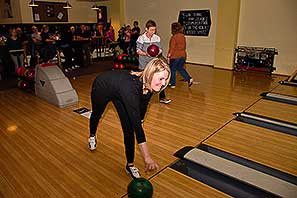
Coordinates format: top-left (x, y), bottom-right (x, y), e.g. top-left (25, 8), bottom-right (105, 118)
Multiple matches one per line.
top-left (88, 58), bottom-right (170, 179)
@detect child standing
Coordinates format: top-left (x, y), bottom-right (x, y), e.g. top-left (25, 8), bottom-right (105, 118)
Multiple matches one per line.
top-left (167, 22), bottom-right (193, 88)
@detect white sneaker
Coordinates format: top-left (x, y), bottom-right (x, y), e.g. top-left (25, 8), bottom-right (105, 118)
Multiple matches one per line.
top-left (126, 164), bottom-right (141, 179)
top-left (88, 136), bottom-right (97, 151)
top-left (160, 98), bottom-right (172, 104)
top-left (188, 78), bottom-right (194, 87)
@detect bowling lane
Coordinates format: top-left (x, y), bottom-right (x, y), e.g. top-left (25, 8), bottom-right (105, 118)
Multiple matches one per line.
top-left (272, 85), bottom-right (297, 97)
top-left (149, 168), bottom-right (227, 198)
top-left (203, 120), bottom-right (297, 176)
top-left (246, 99), bottom-right (297, 124)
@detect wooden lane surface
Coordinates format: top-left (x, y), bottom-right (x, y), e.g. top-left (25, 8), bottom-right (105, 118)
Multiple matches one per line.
top-left (203, 120), bottom-right (297, 176)
top-left (0, 65), bottom-right (286, 197)
top-left (245, 99), bottom-right (297, 124)
top-left (0, 89), bottom-right (132, 197)
top-left (123, 168), bottom-right (228, 198)
top-left (271, 84), bottom-right (297, 97)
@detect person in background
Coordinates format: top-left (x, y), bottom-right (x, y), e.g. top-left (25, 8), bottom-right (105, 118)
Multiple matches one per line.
top-left (131, 21), bottom-right (141, 55)
top-left (30, 25), bottom-right (41, 66)
top-left (31, 25), bottom-right (41, 43)
top-left (15, 27), bottom-right (28, 45)
top-left (117, 25), bottom-right (126, 52)
top-left (40, 24), bottom-right (57, 63)
top-left (76, 24), bottom-right (91, 67)
top-left (91, 23), bottom-right (106, 57)
top-left (88, 58), bottom-right (170, 179)
top-left (105, 25), bottom-right (115, 52)
top-left (124, 25), bottom-right (132, 54)
top-left (6, 28), bottom-right (24, 72)
top-left (15, 27), bottom-right (28, 65)
top-left (60, 25), bottom-right (76, 72)
top-left (136, 19), bottom-right (171, 104)
top-left (167, 22), bottom-right (193, 88)
top-left (70, 26), bottom-right (76, 37)
top-left (96, 23), bottom-right (104, 37)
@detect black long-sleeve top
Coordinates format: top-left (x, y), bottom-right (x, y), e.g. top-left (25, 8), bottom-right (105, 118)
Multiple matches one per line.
top-left (6, 37), bottom-right (22, 50)
top-left (92, 70), bottom-right (152, 144)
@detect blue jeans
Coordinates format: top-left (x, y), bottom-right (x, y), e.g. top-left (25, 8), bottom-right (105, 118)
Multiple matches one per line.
top-left (169, 57), bottom-right (191, 86)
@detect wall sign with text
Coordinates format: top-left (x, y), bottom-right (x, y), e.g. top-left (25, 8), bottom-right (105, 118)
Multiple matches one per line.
top-left (178, 10), bottom-right (211, 36)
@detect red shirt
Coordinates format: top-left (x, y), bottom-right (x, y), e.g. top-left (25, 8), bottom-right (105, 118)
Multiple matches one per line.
top-left (168, 33), bottom-right (186, 59)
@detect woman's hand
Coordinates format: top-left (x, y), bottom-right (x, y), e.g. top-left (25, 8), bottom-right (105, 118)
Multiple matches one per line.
top-left (138, 142), bottom-right (159, 172)
top-left (144, 157), bottom-right (159, 172)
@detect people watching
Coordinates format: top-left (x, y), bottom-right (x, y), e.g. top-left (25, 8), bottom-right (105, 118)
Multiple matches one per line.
top-left (31, 25), bottom-right (41, 43)
top-left (15, 27), bottom-right (28, 46)
top-left (6, 28), bottom-right (24, 72)
top-left (131, 21), bottom-right (141, 55)
top-left (76, 24), bottom-right (91, 67)
top-left (105, 25), bottom-right (115, 52)
top-left (30, 25), bottom-right (41, 66)
top-left (60, 26), bottom-right (77, 72)
top-left (40, 24), bottom-right (57, 63)
top-left (124, 25), bottom-right (132, 54)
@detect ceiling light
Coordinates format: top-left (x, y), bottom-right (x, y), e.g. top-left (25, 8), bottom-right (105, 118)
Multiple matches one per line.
top-left (91, 4), bottom-right (99, 11)
top-left (28, 0), bottom-right (38, 7)
top-left (63, 1), bottom-right (72, 9)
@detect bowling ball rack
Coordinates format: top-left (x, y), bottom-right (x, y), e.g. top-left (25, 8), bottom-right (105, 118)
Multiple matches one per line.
top-left (233, 46), bottom-right (278, 75)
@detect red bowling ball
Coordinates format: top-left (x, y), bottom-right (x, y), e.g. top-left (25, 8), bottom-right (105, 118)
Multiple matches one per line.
top-left (119, 63), bottom-right (125, 69)
top-left (147, 44), bottom-right (159, 57)
top-left (26, 68), bottom-right (35, 81)
top-left (113, 63), bottom-right (119, 69)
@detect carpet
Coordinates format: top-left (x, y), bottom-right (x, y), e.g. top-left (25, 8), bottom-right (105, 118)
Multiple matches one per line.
top-left (0, 59), bottom-right (114, 91)
top-left (0, 76), bottom-right (18, 91)
top-left (64, 59), bottom-right (114, 78)
top-left (0, 58), bottom-right (140, 91)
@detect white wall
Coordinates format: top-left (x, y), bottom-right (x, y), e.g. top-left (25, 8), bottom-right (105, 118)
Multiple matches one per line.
top-left (238, 0), bottom-right (297, 75)
top-left (125, 0), bottom-right (296, 75)
top-left (125, 0), bottom-right (218, 66)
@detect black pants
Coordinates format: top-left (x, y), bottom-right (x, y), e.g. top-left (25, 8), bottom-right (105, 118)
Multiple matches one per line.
top-left (40, 44), bottom-right (56, 63)
top-left (61, 45), bottom-right (74, 69)
top-left (159, 90), bottom-right (166, 99)
top-left (90, 87), bottom-right (135, 163)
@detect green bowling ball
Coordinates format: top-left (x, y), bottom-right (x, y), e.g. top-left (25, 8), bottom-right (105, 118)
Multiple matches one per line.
top-left (127, 56), bottom-right (133, 62)
top-left (122, 56), bottom-right (128, 62)
top-left (127, 178), bottom-right (153, 198)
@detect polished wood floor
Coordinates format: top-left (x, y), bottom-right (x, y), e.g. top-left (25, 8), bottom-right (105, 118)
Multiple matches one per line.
top-left (0, 64), bottom-right (293, 197)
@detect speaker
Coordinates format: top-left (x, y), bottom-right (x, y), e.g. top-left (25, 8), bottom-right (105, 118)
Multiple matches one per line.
top-left (35, 64), bottom-right (78, 108)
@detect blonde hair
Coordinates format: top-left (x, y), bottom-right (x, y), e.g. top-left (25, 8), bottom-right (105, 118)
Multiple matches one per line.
top-left (131, 58), bottom-right (170, 93)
